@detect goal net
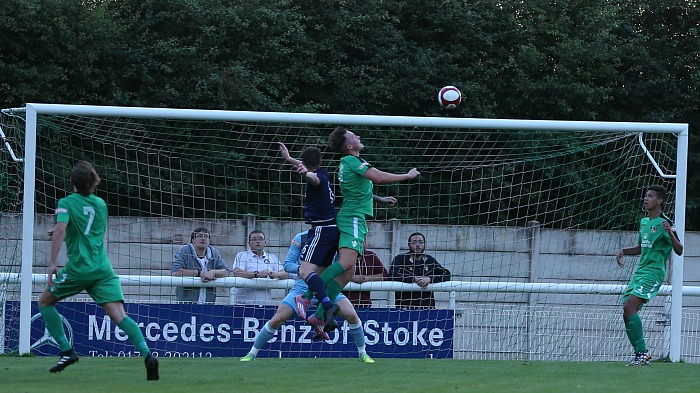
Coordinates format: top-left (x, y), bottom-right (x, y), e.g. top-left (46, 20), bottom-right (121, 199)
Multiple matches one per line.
top-left (0, 104), bottom-right (689, 361)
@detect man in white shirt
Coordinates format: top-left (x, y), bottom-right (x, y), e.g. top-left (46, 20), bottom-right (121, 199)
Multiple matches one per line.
top-left (232, 230), bottom-right (289, 304)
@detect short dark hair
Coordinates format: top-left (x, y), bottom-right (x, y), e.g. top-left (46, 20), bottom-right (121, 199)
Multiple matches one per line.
top-left (71, 161), bottom-right (100, 196)
top-left (648, 185), bottom-right (668, 206)
top-left (190, 227), bottom-right (210, 242)
top-left (328, 126), bottom-right (349, 153)
top-left (300, 146), bottom-right (322, 168)
top-left (248, 229), bottom-right (265, 240)
top-left (408, 232), bottom-right (425, 244)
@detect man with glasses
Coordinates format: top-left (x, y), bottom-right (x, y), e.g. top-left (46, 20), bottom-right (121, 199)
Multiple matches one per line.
top-left (171, 227), bottom-right (230, 304)
top-left (232, 230), bottom-right (289, 305)
top-left (389, 232), bottom-right (451, 309)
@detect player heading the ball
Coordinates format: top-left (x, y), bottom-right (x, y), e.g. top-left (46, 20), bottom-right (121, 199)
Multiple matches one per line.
top-left (301, 127), bottom-right (420, 333)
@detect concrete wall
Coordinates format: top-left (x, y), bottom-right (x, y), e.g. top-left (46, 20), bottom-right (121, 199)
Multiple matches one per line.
top-left (4, 213), bottom-right (700, 361)
top-left (2, 213), bottom-right (699, 307)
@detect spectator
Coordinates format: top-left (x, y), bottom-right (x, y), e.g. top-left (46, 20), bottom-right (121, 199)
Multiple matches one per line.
top-left (343, 248), bottom-right (388, 307)
top-left (171, 227), bottom-right (230, 304)
top-left (389, 232), bottom-right (451, 309)
top-left (232, 230), bottom-right (289, 305)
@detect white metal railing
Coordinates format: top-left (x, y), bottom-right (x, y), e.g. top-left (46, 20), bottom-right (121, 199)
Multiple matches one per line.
top-left (5, 272), bottom-right (700, 302)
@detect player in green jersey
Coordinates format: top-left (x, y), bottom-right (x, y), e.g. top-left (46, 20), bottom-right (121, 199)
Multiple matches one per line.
top-left (306, 126), bottom-right (420, 332)
top-left (616, 185), bottom-right (683, 366)
top-left (37, 162), bottom-right (159, 380)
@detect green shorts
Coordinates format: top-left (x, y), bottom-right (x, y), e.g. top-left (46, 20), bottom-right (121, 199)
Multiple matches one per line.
top-left (49, 267), bottom-right (124, 304)
top-left (622, 274), bottom-right (663, 304)
top-left (336, 211), bottom-right (368, 254)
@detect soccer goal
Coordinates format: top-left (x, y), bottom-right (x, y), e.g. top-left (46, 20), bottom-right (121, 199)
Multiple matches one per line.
top-left (0, 103), bottom-right (690, 361)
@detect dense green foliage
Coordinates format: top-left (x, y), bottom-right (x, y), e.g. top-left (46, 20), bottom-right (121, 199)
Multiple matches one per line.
top-left (1, 0), bottom-right (698, 228)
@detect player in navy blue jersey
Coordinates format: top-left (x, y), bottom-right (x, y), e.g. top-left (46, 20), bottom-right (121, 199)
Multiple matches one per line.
top-left (277, 143), bottom-right (340, 337)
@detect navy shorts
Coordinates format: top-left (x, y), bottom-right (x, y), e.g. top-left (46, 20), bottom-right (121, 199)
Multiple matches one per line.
top-left (299, 225), bottom-right (340, 268)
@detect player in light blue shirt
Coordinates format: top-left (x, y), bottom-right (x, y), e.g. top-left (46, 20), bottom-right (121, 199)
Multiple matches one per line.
top-left (239, 231), bottom-right (375, 363)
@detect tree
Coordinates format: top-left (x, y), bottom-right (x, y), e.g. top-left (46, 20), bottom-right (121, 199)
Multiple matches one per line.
top-left (1, 0), bottom-right (698, 228)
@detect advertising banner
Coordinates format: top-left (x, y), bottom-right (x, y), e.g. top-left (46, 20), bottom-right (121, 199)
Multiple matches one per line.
top-left (3, 302), bottom-right (453, 358)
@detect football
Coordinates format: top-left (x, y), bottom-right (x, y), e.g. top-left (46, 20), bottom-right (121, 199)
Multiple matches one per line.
top-left (437, 86), bottom-right (462, 109)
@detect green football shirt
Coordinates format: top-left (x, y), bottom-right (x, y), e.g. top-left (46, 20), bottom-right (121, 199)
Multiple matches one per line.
top-left (338, 155), bottom-right (374, 217)
top-left (55, 192), bottom-right (113, 278)
top-left (636, 213), bottom-right (677, 280)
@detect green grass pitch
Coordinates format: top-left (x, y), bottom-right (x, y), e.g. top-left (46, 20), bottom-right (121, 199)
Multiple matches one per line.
top-left (2, 356), bottom-right (699, 393)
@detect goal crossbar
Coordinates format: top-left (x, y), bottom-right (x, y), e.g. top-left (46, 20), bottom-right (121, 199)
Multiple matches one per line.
top-left (17, 103), bottom-right (689, 132)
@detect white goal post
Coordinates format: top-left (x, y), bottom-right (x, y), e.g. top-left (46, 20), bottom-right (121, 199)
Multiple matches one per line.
top-left (2, 103), bottom-right (690, 361)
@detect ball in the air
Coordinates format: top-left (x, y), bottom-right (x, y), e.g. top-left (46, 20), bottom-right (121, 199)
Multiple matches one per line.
top-left (437, 86), bottom-right (462, 110)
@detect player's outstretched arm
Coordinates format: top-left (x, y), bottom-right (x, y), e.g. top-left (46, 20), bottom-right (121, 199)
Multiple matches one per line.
top-left (277, 142), bottom-right (302, 166)
top-left (296, 163), bottom-right (320, 186)
top-left (364, 167), bottom-right (420, 184)
top-left (373, 195), bottom-right (397, 206)
top-left (278, 142), bottom-right (320, 186)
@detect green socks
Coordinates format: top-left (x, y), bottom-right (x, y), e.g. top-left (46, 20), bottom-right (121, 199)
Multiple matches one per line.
top-left (313, 268), bottom-right (346, 319)
top-left (41, 305), bottom-right (150, 358)
top-left (304, 262), bottom-right (347, 300)
top-left (320, 263), bottom-right (347, 286)
top-left (625, 313), bottom-right (647, 353)
top-left (324, 279), bottom-right (344, 303)
top-left (39, 305), bottom-right (72, 352)
top-left (117, 316), bottom-right (150, 358)
top-left (314, 279), bottom-right (343, 320)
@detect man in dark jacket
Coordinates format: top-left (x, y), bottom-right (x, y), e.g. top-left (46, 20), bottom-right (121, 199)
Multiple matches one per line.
top-left (389, 232), bottom-right (450, 308)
